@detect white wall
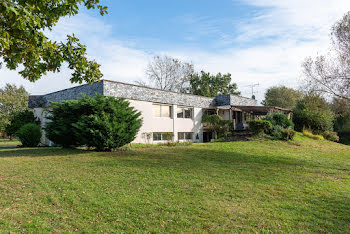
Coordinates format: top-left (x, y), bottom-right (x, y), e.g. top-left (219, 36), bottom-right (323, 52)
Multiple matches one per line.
top-left (129, 100), bottom-right (204, 144)
top-left (32, 108), bottom-right (51, 146)
top-left (33, 99), bottom-right (205, 146)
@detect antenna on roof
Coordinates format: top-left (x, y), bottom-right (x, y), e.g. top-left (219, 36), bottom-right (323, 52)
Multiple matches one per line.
top-left (245, 83), bottom-right (259, 99)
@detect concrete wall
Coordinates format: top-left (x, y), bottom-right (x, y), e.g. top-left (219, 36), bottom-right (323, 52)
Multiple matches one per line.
top-left (129, 100), bottom-right (203, 144)
top-left (32, 108), bottom-right (52, 146)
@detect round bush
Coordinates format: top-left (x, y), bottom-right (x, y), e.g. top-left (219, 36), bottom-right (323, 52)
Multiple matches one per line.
top-left (271, 125), bottom-right (283, 139)
top-left (266, 113), bottom-right (293, 128)
top-left (247, 120), bottom-right (272, 136)
top-left (322, 131), bottom-right (339, 142)
top-left (17, 123), bottom-right (42, 147)
top-left (280, 128), bottom-right (296, 141)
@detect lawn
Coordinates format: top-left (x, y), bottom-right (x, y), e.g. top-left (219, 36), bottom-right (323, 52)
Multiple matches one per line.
top-left (0, 134), bottom-right (349, 232)
top-left (0, 138), bottom-right (21, 146)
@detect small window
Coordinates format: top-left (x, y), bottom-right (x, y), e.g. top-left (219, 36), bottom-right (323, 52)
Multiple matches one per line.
top-left (184, 108), bottom-right (192, 118)
top-left (153, 104), bottom-right (172, 117)
top-left (153, 104), bottom-right (161, 117)
top-left (178, 132), bottom-right (184, 140)
top-left (177, 106), bottom-right (193, 119)
top-left (178, 132), bottom-right (193, 140)
top-left (177, 108), bottom-right (184, 118)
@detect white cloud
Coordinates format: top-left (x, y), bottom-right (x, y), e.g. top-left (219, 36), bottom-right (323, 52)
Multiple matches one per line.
top-left (1, 1), bottom-right (350, 103)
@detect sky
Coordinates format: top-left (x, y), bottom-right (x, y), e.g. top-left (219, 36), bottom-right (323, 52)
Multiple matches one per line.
top-left (1, 0), bottom-right (350, 102)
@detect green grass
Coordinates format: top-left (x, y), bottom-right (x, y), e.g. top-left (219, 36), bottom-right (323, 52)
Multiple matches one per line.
top-left (0, 138), bottom-right (21, 146)
top-left (0, 133), bottom-right (349, 232)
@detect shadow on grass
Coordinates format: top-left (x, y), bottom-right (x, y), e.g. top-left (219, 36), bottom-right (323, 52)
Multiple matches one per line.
top-left (0, 147), bottom-right (90, 158)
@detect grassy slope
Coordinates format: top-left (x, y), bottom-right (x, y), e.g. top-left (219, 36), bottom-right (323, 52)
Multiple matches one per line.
top-left (0, 134), bottom-right (349, 232)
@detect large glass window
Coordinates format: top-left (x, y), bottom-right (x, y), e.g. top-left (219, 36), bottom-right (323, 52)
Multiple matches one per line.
top-left (153, 132), bottom-right (162, 141)
top-left (153, 104), bottom-right (172, 117)
top-left (178, 132), bottom-right (193, 140)
top-left (153, 132), bottom-right (173, 141)
top-left (177, 106), bottom-right (193, 119)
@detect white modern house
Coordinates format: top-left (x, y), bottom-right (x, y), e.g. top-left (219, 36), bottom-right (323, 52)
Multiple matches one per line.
top-left (29, 80), bottom-right (291, 145)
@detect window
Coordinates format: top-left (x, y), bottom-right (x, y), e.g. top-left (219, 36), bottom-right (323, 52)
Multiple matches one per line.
top-left (153, 132), bottom-right (174, 141)
top-left (177, 108), bottom-right (184, 118)
top-left (178, 132), bottom-right (193, 140)
top-left (153, 104), bottom-right (172, 117)
top-left (177, 106), bottom-right (193, 119)
top-left (153, 132), bottom-right (162, 141)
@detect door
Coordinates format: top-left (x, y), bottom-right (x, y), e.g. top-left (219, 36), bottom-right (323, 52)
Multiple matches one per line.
top-left (203, 132), bottom-right (213, 142)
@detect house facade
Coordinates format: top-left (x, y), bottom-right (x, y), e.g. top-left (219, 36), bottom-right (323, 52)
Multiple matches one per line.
top-left (29, 79), bottom-right (280, 145)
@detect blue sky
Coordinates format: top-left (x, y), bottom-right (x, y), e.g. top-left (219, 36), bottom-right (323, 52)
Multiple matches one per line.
top-left (1, 0), bottom-right (350, 101)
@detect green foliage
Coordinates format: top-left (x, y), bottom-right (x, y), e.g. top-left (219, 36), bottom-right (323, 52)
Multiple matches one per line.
top-left (271, 125), bottom-right (283, 139)
top-left (247, 120), bottom-right (272, 136)
top-left (322, 131), bottom-right (339, 142)
top-left (46, 95), bottom-right (142, 151)
top-left (266, 112), bottom-right (293, 128)
top-left (331, 98), bottom-right (350, 144)
top-left (302, 129), bottom-right (324, 140)
top-left (45, 100), bottom-right (82, 147)
top-left (202, 114), bottom-right (231, 138)
top-left (5, 110), bottom-right (40, 138)
top-left (280, 128), bottom-right (296, 141)
top-left (262, 86), bottom-right (302, 109)
top-left (162, 132), bottom-right (174, 144)
top-left (0, 84), bottom-right (28, 132)
top-left (16, 123), bottom-right (42, 147)
top-left (189, 71), bottom-right (240, 97)
top-left (0, 1), bottom-right (107, 83)
top-left (293, 95), bottom-right (335, 133)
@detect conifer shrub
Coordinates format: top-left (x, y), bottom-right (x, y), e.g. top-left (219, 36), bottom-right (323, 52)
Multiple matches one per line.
top-left (46, 95), bottom-right (142, 151)
top-left (17, 123), bottom-right (42, 147)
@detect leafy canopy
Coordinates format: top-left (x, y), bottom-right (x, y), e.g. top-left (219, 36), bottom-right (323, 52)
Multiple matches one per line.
top-left (293, 95), bottom-right (335, 133)
top-left (0, 84), bottom-right (28, 132)
top-left (202, 114), bottom-right (231, 138)
top-left (5, 110), bottom-right (40, 138)
top-left (189, 71), bottom-right (240, 97)
top-left (0, 0), bottom-right (107, 83)
top-left (262, 86), bottom-right (302, 109)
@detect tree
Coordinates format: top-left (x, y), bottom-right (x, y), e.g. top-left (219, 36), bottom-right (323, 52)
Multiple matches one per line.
top-left (202, 114), bottom-right (230, 138)
top-left (141, 55), bottom-right (194, 92)
top-left (0, 84), bottom-right (28, 133)
top-left (262, 86), bottom-right (302, 109)
top-left (0, 0), bottom-right (107, 84)
top-left (189, 71), bottom-right (240, 97)
top-left (293, 95), bottom-right (335, 133)
top-left (5, 110), bottom-right (40, 140)
top-left (330, 98), bottom-right (350, 144)
top-left (46, 95), bottom-right (142, 151)
top-left (302, 11), bottom-right (350, 101)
